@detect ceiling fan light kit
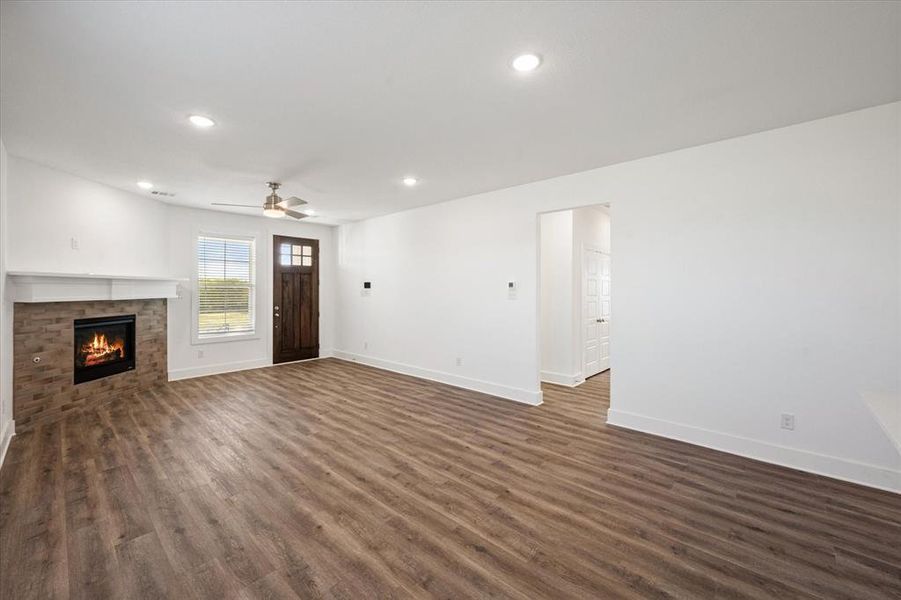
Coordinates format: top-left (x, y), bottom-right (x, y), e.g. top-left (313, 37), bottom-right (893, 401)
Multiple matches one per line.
top-left (211, 181), bottom-right (309, 220)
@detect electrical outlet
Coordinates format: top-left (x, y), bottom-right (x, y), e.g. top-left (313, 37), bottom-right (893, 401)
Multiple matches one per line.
top-left (197, 349), bottom-right (204, 359)
top-left (363, 341), bottom-right (368, 350)
top-left (455, 357), bottom-right (462, 367)
top-left (70, 237), bottom-right (79, 250)
top-left (780, 413), bottom-right (795, 431)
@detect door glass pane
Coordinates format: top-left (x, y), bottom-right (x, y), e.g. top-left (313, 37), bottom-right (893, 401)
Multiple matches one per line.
top-left (292, 245), bottom-right (303, 256)
top-left (279, 244), bottom-right (292, 266)
top-left (292, 255), bottom-right (303, 266)
top-left (302, 245), bottom-right (312, 256)
top-left (302, 256), bottom-right (312, 266)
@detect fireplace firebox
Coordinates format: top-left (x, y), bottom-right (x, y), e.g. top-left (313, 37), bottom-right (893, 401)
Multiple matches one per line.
top-left (73, 315), bottom-right (136, 384)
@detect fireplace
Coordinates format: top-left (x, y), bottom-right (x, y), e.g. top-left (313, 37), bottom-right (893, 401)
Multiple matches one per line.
top-left (73, 314), bottom-right (136, 384)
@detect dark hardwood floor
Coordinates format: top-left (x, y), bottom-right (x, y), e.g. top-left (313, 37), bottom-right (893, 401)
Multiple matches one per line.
top-left (1, 359), bottom-right (899, 599)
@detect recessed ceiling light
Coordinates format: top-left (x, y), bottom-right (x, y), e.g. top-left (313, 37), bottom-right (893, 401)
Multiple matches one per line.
top-left (403, 176), bottom-right (418, 187)
top-left (188, 114), bottom-right (216, 128)
top-left (136, 181), bottom-right (153, 190)
top-left (512, 53), bottom-right (541, 72)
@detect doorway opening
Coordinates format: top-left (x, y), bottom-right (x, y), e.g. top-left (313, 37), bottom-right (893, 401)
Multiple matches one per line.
top-left (537, 204), bottom-right (611, 397)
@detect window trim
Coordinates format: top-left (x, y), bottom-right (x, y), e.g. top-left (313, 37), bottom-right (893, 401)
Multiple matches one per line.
top-left (192, 231), bottom-right (260, 345)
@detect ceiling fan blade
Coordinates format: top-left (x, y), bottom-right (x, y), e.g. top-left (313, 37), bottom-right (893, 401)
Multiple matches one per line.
top-left (283, 209), bottom-right (309, 220)
top-left (278, 196), bottom-right (307, 208)
top-left (211, 203), bottom-right (262, 208)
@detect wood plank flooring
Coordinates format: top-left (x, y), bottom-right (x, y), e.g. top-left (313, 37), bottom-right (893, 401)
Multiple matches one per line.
top-left (1, 358), bottom-right (899, 599)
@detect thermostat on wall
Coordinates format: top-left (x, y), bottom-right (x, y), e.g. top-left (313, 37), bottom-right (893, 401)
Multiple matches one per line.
top-left (363, 281), bottom-right (372, 289)
top-left (507, 280), bottom-right (517, 300)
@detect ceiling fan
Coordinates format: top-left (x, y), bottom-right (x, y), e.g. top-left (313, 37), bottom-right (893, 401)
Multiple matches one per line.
top-left (211, 182), bottom-right (309, 219)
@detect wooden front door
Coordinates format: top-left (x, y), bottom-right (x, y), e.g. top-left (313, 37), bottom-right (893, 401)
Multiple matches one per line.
top-left (273, 236), bottom-right (319, 363)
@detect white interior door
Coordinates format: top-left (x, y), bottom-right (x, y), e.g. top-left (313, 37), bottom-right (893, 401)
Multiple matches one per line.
top-left (583, 248), bottom-right (610, 378)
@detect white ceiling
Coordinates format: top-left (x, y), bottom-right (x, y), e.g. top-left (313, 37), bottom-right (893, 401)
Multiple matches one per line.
top-left (1, 1), bottom-right (898, 225)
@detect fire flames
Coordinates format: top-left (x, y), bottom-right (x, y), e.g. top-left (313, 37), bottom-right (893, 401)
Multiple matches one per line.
top-left (79, 332), bottom-right (125, 367)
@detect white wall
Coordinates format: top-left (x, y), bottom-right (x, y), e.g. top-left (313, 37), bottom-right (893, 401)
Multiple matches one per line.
top-left (335, 103), bottom-right (901, 491)
top-left (335, 200), bottom-right (543, 404)
top-left (539, 210), bottom-right (574, 384)
top-left (0, 139), bottom-right (13, 465)
top-left (166, 206), bottom-right (335, 380)
top-left (6, 157), bottom-right (170, 276)
top-left (4, 157), bottom-right (335, 382)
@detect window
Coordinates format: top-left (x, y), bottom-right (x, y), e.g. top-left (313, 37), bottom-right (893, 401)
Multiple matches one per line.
top-left (279, 242), bottom-right (313, 267)
top-left (195, 235), bottom-right (256, 340)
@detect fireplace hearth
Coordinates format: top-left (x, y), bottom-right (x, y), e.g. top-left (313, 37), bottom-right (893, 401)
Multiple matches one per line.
top-left (73, 314), bottom-right (136, 384)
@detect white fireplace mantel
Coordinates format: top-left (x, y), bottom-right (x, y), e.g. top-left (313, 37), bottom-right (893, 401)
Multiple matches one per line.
top-left (6, 271), bottom-right (187, 303)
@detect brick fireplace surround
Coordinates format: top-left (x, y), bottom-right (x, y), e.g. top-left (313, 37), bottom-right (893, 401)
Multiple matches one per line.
top-left (13, 299), bottom-right (167, 429)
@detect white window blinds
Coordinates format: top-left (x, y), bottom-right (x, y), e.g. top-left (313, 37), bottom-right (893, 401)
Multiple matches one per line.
top-left (196, 236), bottom-right (255, 338)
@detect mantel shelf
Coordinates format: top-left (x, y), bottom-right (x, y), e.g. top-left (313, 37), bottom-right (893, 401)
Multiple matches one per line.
top-left (6, 271), bottom-right (187, 303)
top-left (7, 270), bottom-right (187, 282)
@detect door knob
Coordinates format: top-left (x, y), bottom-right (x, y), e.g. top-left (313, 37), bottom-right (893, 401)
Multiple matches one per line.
top-left (274, 306), bottom-right (279, 310)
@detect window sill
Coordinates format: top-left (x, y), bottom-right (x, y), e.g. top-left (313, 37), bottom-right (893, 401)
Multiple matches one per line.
top-left (191, 333), bottom-right (260, 346)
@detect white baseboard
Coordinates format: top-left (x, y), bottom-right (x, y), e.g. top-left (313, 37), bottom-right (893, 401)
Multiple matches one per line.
top-left (169, 358), bottom-right (272, 381)
top-left (0, 418), bottom-right (15, 468)
top-left (540, 370), bottom-right (584, 387)
top-left (168, 349), bottom-right (334, 382)
top-left (333, 350), bottom-right (542, 406)
top-left (607, 408), bottom-right (901, 494)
